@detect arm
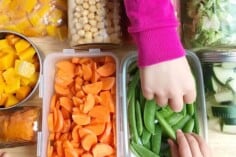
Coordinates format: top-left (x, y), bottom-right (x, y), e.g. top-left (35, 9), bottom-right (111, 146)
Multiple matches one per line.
top-left (124, 0), bottom-right (185, 66)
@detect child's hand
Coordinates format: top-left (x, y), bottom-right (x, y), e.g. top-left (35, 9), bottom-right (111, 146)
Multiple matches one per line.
top-left (0, 152), bottom-right (7, 157)
top-left (168, 130), bottom-right (212, 157)
top-left (140, 56), bottom-right (196, 112)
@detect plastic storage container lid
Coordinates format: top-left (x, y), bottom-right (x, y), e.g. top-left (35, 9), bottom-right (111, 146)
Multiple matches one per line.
top-left (196, 47), bottom-right (236, 62)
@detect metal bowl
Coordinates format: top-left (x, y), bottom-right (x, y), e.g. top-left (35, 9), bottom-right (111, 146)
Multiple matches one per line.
top-left (0, 30), bottom-right (42, 110)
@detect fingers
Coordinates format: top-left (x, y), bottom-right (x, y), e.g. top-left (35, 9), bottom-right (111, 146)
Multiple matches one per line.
top-left (168, 139), bottom-right (179, 157)
top-left (176, 130), bottom-right (193, 157)
top-left (191, 133), bottom-right (212, 157)
top-left (183, 89), bottom-right (196, 104)
top-left (185, 133), bottom-right (203, 157)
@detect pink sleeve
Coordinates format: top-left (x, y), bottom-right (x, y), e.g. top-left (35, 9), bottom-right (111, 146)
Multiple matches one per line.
top-left (124, 0), bottom-right (185, 67)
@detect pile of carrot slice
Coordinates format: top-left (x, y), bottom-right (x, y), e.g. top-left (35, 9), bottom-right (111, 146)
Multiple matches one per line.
top-left (47, 56), bottom-right (117, 157)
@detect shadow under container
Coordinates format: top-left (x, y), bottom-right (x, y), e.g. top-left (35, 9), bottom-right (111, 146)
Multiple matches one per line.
top-left (121, 51), bottom-right (208, 157)
top-left (196, 48), bottom-right (236, 133)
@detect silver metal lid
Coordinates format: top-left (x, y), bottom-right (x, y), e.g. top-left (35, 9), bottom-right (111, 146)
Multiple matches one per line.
top-left (196, 47), bottom-right (236, 62)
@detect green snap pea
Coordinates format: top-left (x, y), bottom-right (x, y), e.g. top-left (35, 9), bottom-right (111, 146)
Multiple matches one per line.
top-left (127, 70), bottom-right (139, 103)
top-left (130, 142), bottom-right (141, 157)
top-left (144, 99), bottom-right (157, 134)
top-left (166, 113), bottom-right (184, 126)
top-left (136, 101), bottom-right (144, 136)
top-left (131, 141), bottom-right (160, 157)
top-left (158, 106), bottom-right (174, 118)
top-left (172, 115), bottom-right (191, 131)
top-left (128, 91), bottom-right (140, 144)
top-left (183, 118), bottom-right (195, 133)
top-left (141, 127), bottom-right (152, 145)
top-left (155, 112), bottom-right (176, 140)
top-left (187, 103), bottom-right (195, 116)
top-left (193, 108), bottom-right (200, 134)
top-left (151, 125), bottom-right (162, 155)
top-left (180, 104), bottom-right (187, 116)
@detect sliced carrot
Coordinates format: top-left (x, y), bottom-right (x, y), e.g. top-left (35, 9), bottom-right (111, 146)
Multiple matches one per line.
top-left (100, 91), bottom-right (115, 113)
top-left (64, 148), bottom-right (78, 157)
top-left (62, 119), bottom-right (71, 133)
top-left (88, 105), bottom-right (110, 122)
top-left (84, 123), bottom-right (106, 136)
top-left (112, 119), bottom-right (117, 147)
top-left (55, 132), bottom-right (61, 140)
top-left (83, 81), bottom-right (103, 95)
top-left (99, 122), bottom-right (113, 144)
top-left (47, 141), bottom-right (53, 157)
top-left (81, 152), bottom-right (93, 157)
top-left (94, 95), bottom-right (102, 105)
top-left (78, 58), bottom-right (92, 64)
top-left (104, 56), bottom-right (115, 63)
top-left (50, 94), bottom-right (57, 112)
top-left (75, 76), bottom-right (83, 91)
top-left (61, 107), bottom-right (70, 119)
top-left (48, 113), bottom-right (54, 132)
top-left (81, 132), bottom-right (98, 151)
top-left (59, 97), bottom-right (73, 112)
top-left (75, 90), bottom-right (85, 98)
top-left (55, 70), bottom-right (74, 87)
top-left (78, 127), bottom-right (94, 138)
top-left (72, 96), bottom-right (83, 106)
top-left (101, 77), bottom-right (115, 90)
top-left (55, 140), bottom-right (63, 156)
top-left (72, 125), bottom-right (80, 142)
top-left (82, 64), bottom-right (92, 81)
top-left (83, 94), bottom-right (95, 113)
top-left (72, 112), bottom-right (91, 126)
top-left (91, 62), bottom-right (100, 83)
top-left (59, 133), bottom-right (69, 141)
top-left (74, 148), bottom-right (84, 156)
top-left (55, 83), bottom-right (71, 96)
top-left (71, 141), bottom-right (79, 148)
top-left (54, 109), bottom-right (64, 133)
top-left (92, 143), bottom-right (114, 157)
top-left (71, 57), bottom-right (80, 64)
top-left (56, 60), bottom-right (75, 77)
top-left (97, 62), bottom-right (116, 77)
top-left (49, 133), bottom-right (55, 141)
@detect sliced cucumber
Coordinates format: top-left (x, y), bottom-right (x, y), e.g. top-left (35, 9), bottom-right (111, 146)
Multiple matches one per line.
top-left (213, 66), bottom-right (236, 84)
top-left (223, 118), bottom-right (236, 125)
top-left (214, 90), bottom-right (234, 103)
top-left (212, 106), bottom-right (236, 118)
top-left (227, 79), bottom-right (236, 93)
top-left (221, 123), bottom-right (236, 134)
top-left (211, 76), bottom-right (227, 93)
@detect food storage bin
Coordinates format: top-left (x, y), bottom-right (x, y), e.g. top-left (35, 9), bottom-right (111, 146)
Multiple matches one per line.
top-left (181, 0), bottom-right (236, 49)
top-left (0, 30), bottom-right (42, 110)
top-left (68, 0), bottom-right (122, 49)
top-left (196, 47), bottom-right (236, 134)
top-left (121, 51), bottom-right (208, 157)
top-left (38, 49), bottom-right (123, 157)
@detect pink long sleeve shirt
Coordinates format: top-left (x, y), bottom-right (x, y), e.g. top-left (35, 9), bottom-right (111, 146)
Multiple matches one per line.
top-left (124, 0), bottom-right (185, 67)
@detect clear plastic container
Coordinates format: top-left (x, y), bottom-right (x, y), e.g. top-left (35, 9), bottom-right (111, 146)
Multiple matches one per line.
top-left (38, 49), bottom-right (123, 157)
top-left (121, 51), bottom-right (208, 157)
top-left (181, 0), bottom-right (236, 49)
top-left (196, 48), bottom-right (236, 134)
top-left (68, 0), bottom-right (122, 49)
top-left (0, 106), bottom-right (41, 148)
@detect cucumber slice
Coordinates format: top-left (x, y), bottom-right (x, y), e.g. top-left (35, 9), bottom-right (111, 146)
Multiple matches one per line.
top-left (214, 90), bottom-right (234, 103)
top-left (213, 66), bottom-right (236, 84)
top-left (227, 79), bottom-right (236, 93)
top-left (221, 62), bottom-right (236, 69)
top-left (212, 106), bottom-right (236, 118)
top-left (222, 123), bottom-right (236, 134)
top-left (211, 76), bottom-right (227, 93)
top-left (223, 118), bottom-right (236, 125)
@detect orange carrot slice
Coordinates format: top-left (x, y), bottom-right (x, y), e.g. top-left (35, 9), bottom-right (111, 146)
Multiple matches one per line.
top-left (59, 97), bottom-right (73, 112)
top-left (84, 123), bottom-right (106, 136)
top-left (50, 94), bottom-right (57, 112)
top-left (47, 141), bottom-right (53, 157)
top-left (78, 127), bottom-right (94, 138)
top-left (55, 83), bottom-right (71, 96)
top-left (55, 140), bottom-right (63, 156)
top-left (88, 105), bottom-right (110, 122)
top-left (48, 113), bottom-right (54, 132)
top-left (62, 119), bottom-right (71, 133)
top-left (81, 152), bottom-right (93, 157)
top-left (97, 62), bottom-right (116, 77)
top-left (99, 122), bottom-right (113, 144)
top-left (72, 125), bottom-right (80, 143)
top-left (92, 143), bottom-right (114, 157)
top-left (82, 64), bottom-right (92, 81)
top-left (104, 56), bottom-right (115, 63)
top-left (100, 91), bottom-right (115, 113)
top-left (81, 132), bottom-right (98, 151)
top-left (61, 107), bottom-right (70, 119)
top-left (101, 77), bottom-right (115, 90)
top-left (83, 81), bottom-right (102, 95)
top-left (72, 112), bottom-right (91, 126)
top-left (56, 60), bottom-right (75, 77)
top-left (54, 109), bottom-right (64, 133)
top-left (71, 57), bottom-right (80, 64)
top-left (83, 94), bottom-right (95, 113)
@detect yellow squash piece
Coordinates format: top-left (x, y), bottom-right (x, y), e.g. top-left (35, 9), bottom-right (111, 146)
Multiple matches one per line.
top-left (15, 60), bottom-right (35, 78)
top-left (5, 94), bottom-right (19, 107)
top-left (0, 93), bottom-right (7, 106)
top-left (15, 39), bottom-right (30, 54)
top-left (18, 47), bottom-right (36, 61)
top-left (16, 86), bottom-right (31, 100)
top-left (0, 52), bottom-right (15, 71)
top-left (6, 34), bottom-right (21, 46)
top-left (0, 39), bottom-right (11, 50)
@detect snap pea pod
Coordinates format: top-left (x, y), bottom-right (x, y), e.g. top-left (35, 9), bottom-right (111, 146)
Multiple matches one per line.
top-left (183, 118), bottom-right (195, 133)
top-left (127, 70), bottom-right (140, 103)
top-left (130, 143), bottom-right (141, 157)
top-left (158, 106), bottom-right (174, 118)
top-left (187, 103), bottom-right (195, 116)
top-left (128, 89), bottom-right (140, 144)
top-left (151, 125), bottom-right (162, 155)
top-left (172, 115), bottom-right (191, 131)
top-left (166, 113), bottom-right (184, 126)
top-left (144, 100), bottom-right (157, 134)
top-left (141, 127), bottom-right (152, 146)
top-left (131, 141), bottom-right (160, 157)
top-left (155, 112), bottom-right (176, 140)
top-left (136, 101), bottom-right (144, 136)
